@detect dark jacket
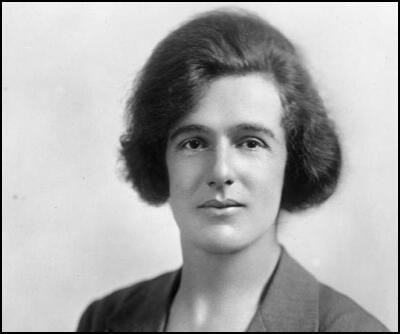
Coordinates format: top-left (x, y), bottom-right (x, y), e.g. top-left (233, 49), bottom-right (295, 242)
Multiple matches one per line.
top-left (77, 249), bottom-right (389, 332)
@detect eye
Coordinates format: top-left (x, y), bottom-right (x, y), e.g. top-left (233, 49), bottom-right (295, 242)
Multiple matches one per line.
top-left (238, 138), bottom-right (268, 150)
top-left (181, 138), bottom-right (207, 150)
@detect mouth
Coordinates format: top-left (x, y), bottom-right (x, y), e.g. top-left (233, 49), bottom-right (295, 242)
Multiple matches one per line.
top-left (198, 204), bottom-right (244, 217)
top-left (198, 199), bottom-right (245, 209)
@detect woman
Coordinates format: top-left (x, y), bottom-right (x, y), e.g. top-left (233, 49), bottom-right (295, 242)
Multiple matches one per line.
top-left (77, 9), bottom-right (389, 332)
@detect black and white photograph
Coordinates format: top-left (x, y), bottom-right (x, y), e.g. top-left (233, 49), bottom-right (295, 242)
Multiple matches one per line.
top-left (2, 2), bottom-right (398, 332)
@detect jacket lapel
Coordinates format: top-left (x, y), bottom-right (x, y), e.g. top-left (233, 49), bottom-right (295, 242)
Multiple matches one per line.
top-left (106, 269), bottom-right (181, 332)
top-left (247, 250), bottom-right (319, 332)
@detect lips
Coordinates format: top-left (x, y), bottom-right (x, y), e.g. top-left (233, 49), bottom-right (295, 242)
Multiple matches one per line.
top-left (198, 199), bottom-right (245, 209)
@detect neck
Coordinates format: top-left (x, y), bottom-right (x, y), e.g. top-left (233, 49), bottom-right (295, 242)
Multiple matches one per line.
top-left (176, 225), bottom-right (281, 313)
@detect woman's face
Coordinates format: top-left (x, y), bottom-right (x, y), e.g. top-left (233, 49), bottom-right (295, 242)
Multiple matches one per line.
top-left (166, 74), bottom-right (287, 254)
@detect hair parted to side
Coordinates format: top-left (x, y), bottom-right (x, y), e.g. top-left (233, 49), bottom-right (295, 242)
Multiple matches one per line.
top-left (119, 8), bottom-right (341, 212)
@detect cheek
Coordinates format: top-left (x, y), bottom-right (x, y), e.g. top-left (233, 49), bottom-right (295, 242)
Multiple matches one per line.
top-left (168, 157), bottom-right (203, 199)
top-left (246, 156), bottom-right (286, 202)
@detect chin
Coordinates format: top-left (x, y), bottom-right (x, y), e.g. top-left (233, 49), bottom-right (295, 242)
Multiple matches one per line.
top-left (196, 226), bottom-right (254, 255)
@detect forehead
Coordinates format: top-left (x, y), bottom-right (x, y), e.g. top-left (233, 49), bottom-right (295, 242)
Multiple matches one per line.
top-left (171, 74), bottom-right (284, 139)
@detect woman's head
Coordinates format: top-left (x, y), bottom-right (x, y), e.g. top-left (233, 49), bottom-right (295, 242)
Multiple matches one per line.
top-left (120, 9), bottom-right (341, 218)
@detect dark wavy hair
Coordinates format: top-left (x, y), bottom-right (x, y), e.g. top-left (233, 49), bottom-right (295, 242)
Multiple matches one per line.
top-left (119, 8), bottom-right (341, 212)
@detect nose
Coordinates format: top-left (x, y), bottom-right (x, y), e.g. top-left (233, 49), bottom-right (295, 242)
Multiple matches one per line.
top-left (207, 142), bottom-right (235, 189)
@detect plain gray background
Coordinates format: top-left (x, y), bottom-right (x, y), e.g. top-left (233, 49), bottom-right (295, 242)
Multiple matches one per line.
top-left (2, 2), bottom-right (398, 331)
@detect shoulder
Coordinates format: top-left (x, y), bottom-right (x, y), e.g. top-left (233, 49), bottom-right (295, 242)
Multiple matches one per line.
top-left (317, 283), bottom-right (389, 332)
top-left (279, 249), bottom-right (389, 332)
top-left (76, 270), bottom-right (175, 332)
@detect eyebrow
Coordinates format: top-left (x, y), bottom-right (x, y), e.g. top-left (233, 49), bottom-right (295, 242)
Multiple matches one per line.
top-left (168, 122), bottom-right (276, 142)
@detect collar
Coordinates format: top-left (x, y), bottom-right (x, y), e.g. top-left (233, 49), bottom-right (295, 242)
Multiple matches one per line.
top-left (106, 248), bottom-right (319, 332)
